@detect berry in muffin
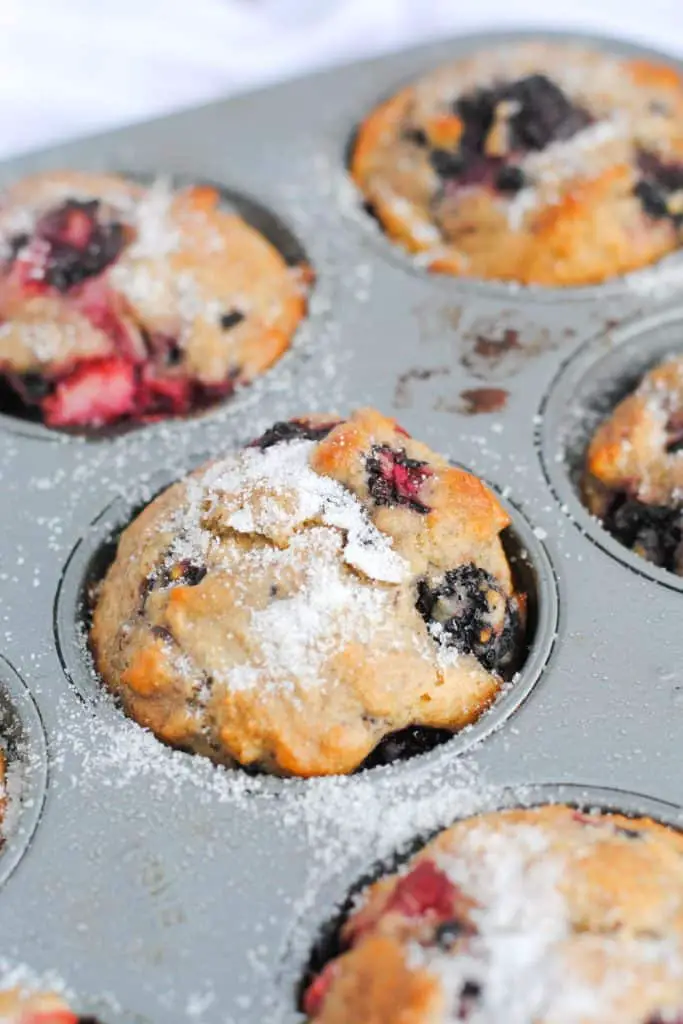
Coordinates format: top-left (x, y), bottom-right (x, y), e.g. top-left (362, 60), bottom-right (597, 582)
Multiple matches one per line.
top-left (303, 804), bottom-right (683, 1023)
top-left (351, 41), bottom-right (683, 286)
top-left (0, 172), bottom-right (310, 429)
top-left (583, 355), bottom-right (683, 574)
top-left (0, 988), bottom-right (101, 1024)
top-left (91, 408), bottom-right (525, 776)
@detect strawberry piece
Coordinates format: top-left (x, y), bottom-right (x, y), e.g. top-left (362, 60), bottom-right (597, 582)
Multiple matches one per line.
top-left (302, 962), bottom-right (340, 1019)
top-left (43, 357), bottom-right (137, 427)
top-left (384, 860), bottom-right (455, 920)
top-left (21, 1011), bottom-right (78, 1024)
top-left (366, 445), bottom-right (432, 514)
top-left (138, 369), bottom-right (192, 417)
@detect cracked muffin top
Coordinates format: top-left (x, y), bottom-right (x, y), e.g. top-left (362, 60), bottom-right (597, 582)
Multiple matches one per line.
top-left (0, 171), bottom-right (310, 429)
top-left (583, 354), bottom-right (683, 575)
top-left (91, 408), bottom-right (525, 776)
top-left (351, 41), bottom-right (683, 286)
top-left (303, 804), bottom-right (683, 1024)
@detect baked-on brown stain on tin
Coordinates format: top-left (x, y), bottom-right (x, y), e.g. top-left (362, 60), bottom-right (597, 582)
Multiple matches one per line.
top-left (394, 366), bottom-right (449, 407)
top-left (459, 387), bottom-right (509, 414)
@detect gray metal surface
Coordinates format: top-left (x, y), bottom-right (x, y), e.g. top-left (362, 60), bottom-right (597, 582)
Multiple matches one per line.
top-left (0, 27), bottom-right (683, 1024)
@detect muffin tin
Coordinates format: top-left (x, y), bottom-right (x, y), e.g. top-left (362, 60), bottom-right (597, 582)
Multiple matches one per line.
top-left (2, 27), bottom-right (683, 1024)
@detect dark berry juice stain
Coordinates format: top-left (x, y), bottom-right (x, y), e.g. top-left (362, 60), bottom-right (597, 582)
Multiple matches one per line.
top-left (366, 445), bottom-right (432, 513)
top-left (394, 365), bottom-right (449, 408)
top-left (459, 387), bottom-right (509, 415)
top-left (252, 418), bottom-right (340, 450)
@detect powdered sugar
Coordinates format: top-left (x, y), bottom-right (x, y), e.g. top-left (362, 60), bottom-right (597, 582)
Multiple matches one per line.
top-left (173, 438), bottom-right (408, 585)
top-left (220, 528), bottom-right (391, 694)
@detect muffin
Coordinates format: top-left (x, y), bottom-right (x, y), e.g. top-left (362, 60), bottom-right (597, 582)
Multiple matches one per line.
top-left (91, 408), bottom-right (525, 776)
top-left (351, 41), bottom-right (683, 286)
top-left (583, 355), bottom-right (683, 573)
top-left (0, 171), bottom-right (310, 428)
top-left (0, 989), bottom-right (97, 1024)
top-left (303, 804), bottom-right (683, 1023)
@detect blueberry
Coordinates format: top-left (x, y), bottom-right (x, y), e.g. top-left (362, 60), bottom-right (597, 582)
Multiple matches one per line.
top-left (495, 165), bottom-right (527, 193)
top-left (253, 419), bottom-right (339, 450)
top-left (416, 564), bottom-right (520, 673)
top-left (503, 74), bottom-right (590, 151)
top-left (429, 148), bottom-right (466, 179)
top-left (220, 309), bottom-right (245, 330)
top-left (366, 445), bottom-right (432, 514)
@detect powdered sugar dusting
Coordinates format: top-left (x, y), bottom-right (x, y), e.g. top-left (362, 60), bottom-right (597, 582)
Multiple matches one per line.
top-left (172, 438), bottom-right (408, 584)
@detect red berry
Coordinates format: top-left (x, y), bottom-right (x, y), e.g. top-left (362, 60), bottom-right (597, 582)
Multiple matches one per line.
top-left (302, 961), bottom-right (340, 1018)
top-left (384, 860), bottom-right (455, 920)
top-left (43, 357), bottom-right (137, 427)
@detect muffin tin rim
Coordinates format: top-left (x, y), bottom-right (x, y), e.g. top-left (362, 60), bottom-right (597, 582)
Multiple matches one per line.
top-left (0, 654), bottom-right (49, 890)
top-left (537, 302), bottom-right (683, 593)
top-left (275, 780), bottom-right (683, 1024)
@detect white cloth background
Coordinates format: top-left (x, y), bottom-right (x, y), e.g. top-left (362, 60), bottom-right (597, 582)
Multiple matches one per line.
top-left (0, 0), bottom-right (680, 160)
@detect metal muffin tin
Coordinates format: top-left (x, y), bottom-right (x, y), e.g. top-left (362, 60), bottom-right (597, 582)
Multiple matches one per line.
top-left (2, 27), bottom-right (683, 1024)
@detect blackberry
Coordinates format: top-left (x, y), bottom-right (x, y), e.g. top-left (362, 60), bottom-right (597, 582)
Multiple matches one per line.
top-left (366, 445), bottom-right (432, 513)
top-left (455, 87), bottom-right (498, 155)
top-left (37, 200), bottom-right (126, 292)
top-left (252, 419), bottom-right (339, 450)
top-left (604, 495), bottom-right (683, 571)
top-left (503, 74), bottom-right (590, 151)
top-left (416, 563), bottom-right (520, 673)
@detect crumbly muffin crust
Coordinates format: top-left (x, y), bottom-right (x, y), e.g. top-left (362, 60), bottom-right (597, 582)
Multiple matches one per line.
top-left (92, 408), bottom-right (525, 776)
top-left (0, 171), bottom-right (309, 428)
top-left (351, 41), bottom-right (683, 286)
top-left (584, 355), bottom-right (683, 574)
top-left (304, 804), bottom-right (683, 1024)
